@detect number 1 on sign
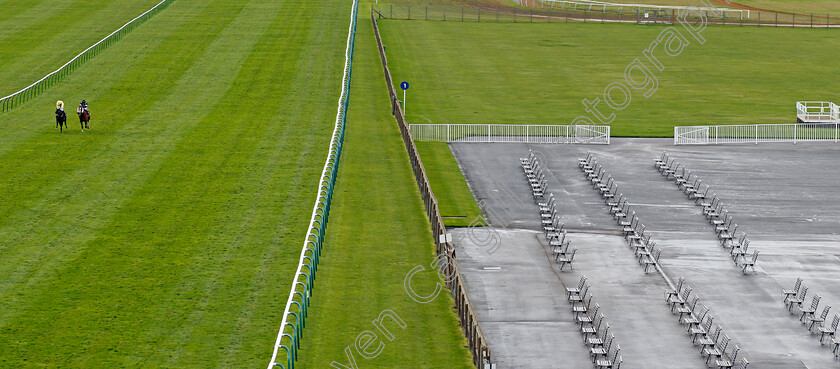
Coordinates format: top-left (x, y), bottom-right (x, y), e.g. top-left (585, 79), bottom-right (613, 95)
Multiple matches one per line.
top-left (400, 81), bottom-right (409, 115)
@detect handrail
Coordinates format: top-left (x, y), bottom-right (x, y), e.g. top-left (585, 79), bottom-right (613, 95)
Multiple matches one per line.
top-left (0, 0), bottom-right (174, 113)
top-left (266, 0), bottom-right (358, 368)
top-left (675, 122), bottom-right (840, 145)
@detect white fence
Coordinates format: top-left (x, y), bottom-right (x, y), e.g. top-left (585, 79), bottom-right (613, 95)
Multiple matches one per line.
top-left (674, 123), bottom-right (840, 145)
top-left (796, 101), bottom-right (839, 123)
top-left (0, 0), bottom-right (173, 113)
top-left (541, 0), bottom-right (747, 18)
top-left (266, 0), bottom-right (357, 368)
top-left (409, 124), bottom-right (610, 144)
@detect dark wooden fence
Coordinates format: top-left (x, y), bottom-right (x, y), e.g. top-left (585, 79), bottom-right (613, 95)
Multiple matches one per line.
top-left (372, 9), bottom-right (492, 368)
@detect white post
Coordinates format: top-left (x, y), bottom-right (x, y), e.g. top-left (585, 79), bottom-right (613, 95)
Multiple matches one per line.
top-left (794, 124), bottom-right (797, 144)
top-left (403, 89), bottom-right (406, 116)
top-left (755, 125), bottom-right (758, 144)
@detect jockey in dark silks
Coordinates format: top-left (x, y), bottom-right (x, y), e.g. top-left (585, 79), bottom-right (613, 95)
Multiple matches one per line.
top-left (80, 99), bottom-right (89, 117)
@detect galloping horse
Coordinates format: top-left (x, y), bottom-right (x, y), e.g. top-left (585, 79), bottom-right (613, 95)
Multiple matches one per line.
top-left (55, 108), bottom-right (67, 132)
top-left (77, 105), bottom-right (90, 132)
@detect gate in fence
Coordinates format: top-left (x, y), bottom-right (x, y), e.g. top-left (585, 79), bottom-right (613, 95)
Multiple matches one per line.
top-left (674, 123), bottom-right (840, 145)
top-left (409, 124), bottom-right (610, 144)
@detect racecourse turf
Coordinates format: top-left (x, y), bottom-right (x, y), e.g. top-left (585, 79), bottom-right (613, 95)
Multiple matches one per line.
top-left (294, 2), bottom-right (474, 367)
top-left (380, 21), bottom-right (840, 137)
top-left (0, 0), bottom-right (160, 94)
top-left (0, 0), bottom-right (348, 366)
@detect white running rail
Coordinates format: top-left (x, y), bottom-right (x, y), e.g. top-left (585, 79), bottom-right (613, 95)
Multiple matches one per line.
top-left (542, 0), bottom-right (748, 18)
top-left (796, 101), bottom-right (839, 123)
top-left (266, 0), bottom-right (358, 368)
top-left (674, 123), bottom-right (840, 145)
top-left (409, 123), bottom-right (610, 144)
top-left (0, 0), bottom-right (174, 113)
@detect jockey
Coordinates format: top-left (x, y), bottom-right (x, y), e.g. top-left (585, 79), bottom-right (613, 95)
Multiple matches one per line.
top-left (56, 100), bottom-right (64, 111)
top-left (80, 99), bottom-right (89, 113)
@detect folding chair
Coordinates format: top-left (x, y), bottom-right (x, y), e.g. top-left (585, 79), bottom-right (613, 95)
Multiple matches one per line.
top-left (656, 155), bottom-right (673, 173)
top-left (718, 224), bottom-right (738, 248)
top-left (798, 294), bottom-right (821, 323)
top-left (690, 315), bottom-right (714, 343)
top-left (808, 305), bottom-right (831, 332)
top-left (786, 286), bottom-right (808, 312)
top-left (731, 239), bottom-right (749, 264)
top-left (538, 193), bottom-right (555, 213)
top-left (587, 323), bottom-right (609, 347)
top-left (669, 286), bottom-right (693, 313)
top-left (662, 159), bottom-right (679, 177)
top-left (781, 277), bottom-right (803, 303)
top-left (557, 248), bottom-right (577, 271)
top-left (740, 250), bottom-right (758, 274)
top-left (818, 314), bottom-right (839, 344)
top-left (683, 304), bottom-right (708, 331)
top-left (733, 358), bottom-right (749, 369)
top-left (566, 276), bottom-right (588, 299)
top-left (665, 276), bottom-right (685, 303)
top-left (702, 333), bottom-right (727, 365)
top-left (590, 333), bottom-right (614, 362)
top-left (630, 233), bottom-right (651, 256)
top-left (715, 345), bottom-right (740, 369)
top-left (578, 151), bottom-right (594, 169)
top-left (612, 201), bottom-right (630, 220)
top-left (642, 248), bottom-right (661, 274)
top-left (696, 324), bottom-right (722, 354)
top-left (572, 293), bottom-right (592, 319)
top-left (673, 166), bottom-right (689, 186)
top-left (578, 303), bottom-right (600, 328)
top-left (626, 223), bottom-right (645, 246)
top-left (676, 296), bottom-right (701, 322)
top-left (606, 192), bottom-right (624, 208)
top-left (595, 347), bottom-right (620, 369)
top-left (690, 182), bottom-right (708, 202)
top-left (570, 283), bottom-right (590, 304)
top-left (654, 152), bottom-right (669, 168)
top-left (579, 308), bottom-right (602, 339)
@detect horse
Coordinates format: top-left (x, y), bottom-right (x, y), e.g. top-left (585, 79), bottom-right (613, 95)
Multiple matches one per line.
top-left (77, 106), bottom-right (90, 132)
top-left (55, 109), bottom-right (67, 132)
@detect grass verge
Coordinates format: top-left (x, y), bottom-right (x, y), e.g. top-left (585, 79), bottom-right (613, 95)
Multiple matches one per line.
top-left (294, 3), bottom-right (474, 368)
top-left (380, 21), bottom-right (840, 137)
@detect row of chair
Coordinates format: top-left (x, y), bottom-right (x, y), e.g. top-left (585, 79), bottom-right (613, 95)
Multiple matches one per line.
top-left (666, 277), bottom-right (750, 369)
top-left (568, 276), bottom-right (623, 368)
top-left (654, 153), bottom-right (759, 274)
top-left (782, 278), bottom-right (840, 357)
top-left (578, 153), bottom-right (661, 274)
top-left (521, 152), bottom-right (576, 270)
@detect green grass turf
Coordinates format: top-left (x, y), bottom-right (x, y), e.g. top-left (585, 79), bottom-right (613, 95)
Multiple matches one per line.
top-left (294, 3), bottom-right (474, 367)
top-left (0, 0), bottom-right (160, 94)
top-left (417, 142), bottom-right (483, 227)
top-left (380, 21), bottom-right (840, 137)
top-left (0, 0), bottom-right (348, 366)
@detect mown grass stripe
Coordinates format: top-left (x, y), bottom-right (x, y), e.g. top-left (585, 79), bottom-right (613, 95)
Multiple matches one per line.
top-left (0, 0), bottom-right (348, 366)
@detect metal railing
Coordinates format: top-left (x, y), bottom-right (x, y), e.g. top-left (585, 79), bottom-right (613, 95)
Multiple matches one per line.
top-left (0, 0), bottom-right (174, 113)
top-left (544, 0), bottom-right (747, 18)
top-left (796, 101), bottom-right (839, 123)
top-left (409, 123), bottom-right (610, 144)
top-left (374, 3), bottom-right (837, 26)
top-left (266, 0), bottom-right (357, 368)
top-left (674, 123), bottom-right (840, 145)
top-left (374, 10), bottom-right (492, 367)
